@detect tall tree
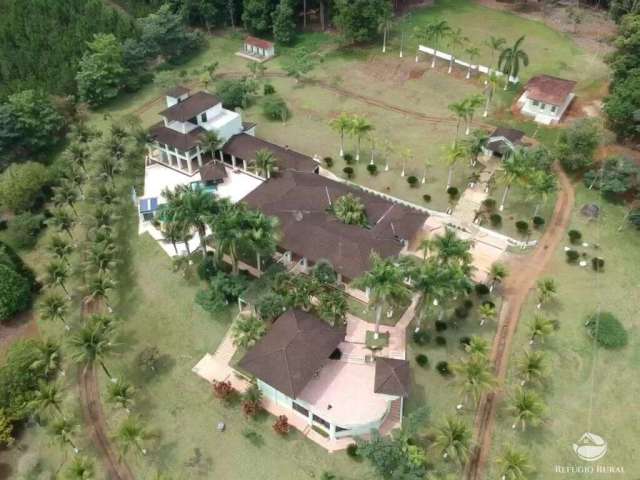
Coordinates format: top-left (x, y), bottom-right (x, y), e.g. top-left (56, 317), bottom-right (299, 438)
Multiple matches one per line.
top-left (272, 0), bottom-right (297, 45)
top-left (443, 143), bottom-right (467, 190)
top-left (254, 148), bottom-right (278, 179)
top-left (422, 19), bottom-right (452, 68)
top-left (434, 417), bottom-right (472, 467)
top-left (498, 148), bottom-right (530, 211)
top-left (354, 253), bottom-right (411, 336)
top-left (498, 36), bottom-right (529, 90)
top-left (483, 35), bottom-right (506, 74)
top-left (76, 34), bottom-right (127, 106)
top-left (516, 350), bottom-right (548, 387)
top-left (348, 115), bottom-right (374, 162)
top-left (28, 380), bottom-right (64, 417)
top-left (115, 417), bottom-right (150, 456)
top-left (452, 354), bottom-right (497, 407)
top-left (39, 293), bottom-right (70, 331)
top-left (329, 113), bottom-right (353, 157)
top-left (242, 0), bottom-right (277, 35)
top-left (44, 260), bottom-right (71, 298)
top-left (496, 446), bottom-right (534, 480)
top-left (333, 0), bottom-right (392, 44)
top-left (69, 322), bottom-right (116, 380)
top-left (48, 416), bottom-right (79, 454)
top-left (509, 387), bottom-right (546, 431)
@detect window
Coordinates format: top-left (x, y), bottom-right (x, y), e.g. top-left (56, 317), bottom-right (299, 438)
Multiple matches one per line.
top-left (201, 112), bottom-right (208, 123)
top-left (532, 100), bottom-right (539, 107)
top-left (551, 105), bottom-right (558, 113)
top-left (292, 402), bottom-right (309, 417)
top-left (312, 414), bottom-right (330, 430)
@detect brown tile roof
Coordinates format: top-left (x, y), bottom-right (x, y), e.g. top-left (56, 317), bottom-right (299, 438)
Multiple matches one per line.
top-left (245, 36), bottom-right (274, 50)
top-left (223, 134), bottom-right (318, 173)
top-left (238, 310), bottom-right (345, 398)
top-left (374, 358), bottom-right (411, 397)
top-left (200, 161), bottom-right (227, 182)
top-left (525, 75), bottom-right (576, 106)
top-left (159, 91), bottom-right (220, 122)
top-left (241, 171), bottom-right (428, 280)
top-left (165, 85), bottom-right (190, 98)
top-left (149, 122), bottom-right (205, 151)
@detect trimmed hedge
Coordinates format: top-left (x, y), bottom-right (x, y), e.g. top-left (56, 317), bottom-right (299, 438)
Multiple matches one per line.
top-left (0, 264), bottom-right (31, 323)
top-left (585, 312), bottom-right (628, 349)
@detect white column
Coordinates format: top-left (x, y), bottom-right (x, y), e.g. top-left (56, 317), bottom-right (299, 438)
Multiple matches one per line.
top-left (329, 423), bottom-right (336, 440)
top-left (231, 155), bottom-right (237, 168)
top-left (187, 156), bottom-right (193, 173)
top-left (196, 147), bottom-right (203, 167)
top-left (242, 159), bottom-right (247, 171)
top-left (219, 150), bottom-right (224, 161)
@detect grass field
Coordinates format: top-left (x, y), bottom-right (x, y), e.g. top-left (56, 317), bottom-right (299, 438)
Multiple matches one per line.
top-left (486, 184), bottom-right (640, 478)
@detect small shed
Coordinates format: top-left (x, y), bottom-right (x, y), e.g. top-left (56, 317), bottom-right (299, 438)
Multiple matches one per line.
top-left (239, 36), bottom-right (276, 62)
top-left (517, 74), bottom-right (576, 125)
top-left (484, 127), bottom-right (525, 158)
top-left (200, 161), bottom-right (228, 186)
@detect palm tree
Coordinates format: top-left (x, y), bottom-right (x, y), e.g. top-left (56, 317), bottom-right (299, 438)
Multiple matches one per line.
top-left (349, 115), bottom-right (374, 162)
top-left (527, 314), bottom-right (555, 345)
top-left (509, 387), bottom-right (546, 431)
top-left (48, 416), bottom-right (79, 454)
top-left (332, 194), bottom-right (368, 226)
top-left (94, 148), bottom-right (123, 184)
top-left (66, 142), bottom-right (90, 173)
top-left (498, 148), bottom-right (529, 212)
top-left (65, 456), bottom-right (95, 480)
top-left (448, 100), bottom-right (468, 144)
top-left (329, 113), bottom-right (353, 158)
top-left (162, 221), bottom-right (187, 255)
top-left (245, 211), bottom-right (279, 273)
top-left (446, 28), bottom-right (468, 74)
top-left (535, 278), bottom-right (557, 309)
top-left (463, 95), bottom-right (485, 135)
top-left (489, 262), bottom-right (508, 292)
top-left (434, 228), bottom-right (472, 266)
top-left (443, 143), bottom-right (466, 191)
top-left (424, 19), bottom-right (452, 68)
top-left (382, 139), bottom-right (395, 171)
top-left (115, 417), bottom-right (149, 457)
top-left (483, 71), bottom-right (501, 117)
top-left (379, 7), bottom-right (393, 53)
top-left (465, 335), bottom-right (490, 356)
top-left (527, 170), bottom-right (557, 217)
top-left (47, 235), bottom-right (73, 264)
top-left (49, 208), bottom-right (76, 239)
top-left (254, 148), bottom-right (278, 179)
top-left (231, 315), bottom-right (267, 348)
top-left (498, 36), bottom-right (529, 90)
top-left (452, 354), bottom-right (497, 407)
top-left (29, 380), bottom-right (64, 417)
top-left (53, 181), bottom-right (80, 216)
top-left (399, 147), bottom-right (413, 177)
top-left (39, 292), bottom-right (70, 330)
top-left (211, 203), bottom-right (249, 275)
top-left (465, 46), bottom-right (481, 79)
top-left (516, 350), bottom-right (548, 387)
top-left (496, 446), bottom-right (534, 480)
top-left (165, 185), bottom-right (220, 258)
top-left (31, 339), bottom-right (62, 379)
top-left (85, 275), bottom-right (116, 312)
top-left (479, 302), bottom-right (496, 327)
top-left (419, 238), bottom-right (435, 260)
top-left (434, 417), bottom-right (472, 466)
top-left (69, 323), bottom-right (116, 380)
top-left (44, 260), bottom-right (71, 298)
top-left (354, 253), bottom-right (411, 337)
top-left (202, 131), bottom-right (222, 160)
top-left (465, 129), bottom-right (489, 166)
top-left (108, 379), bottom-right (135, 413)
top-left (484, 36), bottom-right (506, 76)
top-left (85, 241), bottom-right (118, 275)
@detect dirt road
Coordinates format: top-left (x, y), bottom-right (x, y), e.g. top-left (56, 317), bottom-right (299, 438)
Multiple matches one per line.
top-left (466, 163), bottom-right (575, 479)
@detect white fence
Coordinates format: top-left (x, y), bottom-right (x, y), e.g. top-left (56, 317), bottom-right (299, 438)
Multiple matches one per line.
top-left (417, 45), bottom-right (519, 84)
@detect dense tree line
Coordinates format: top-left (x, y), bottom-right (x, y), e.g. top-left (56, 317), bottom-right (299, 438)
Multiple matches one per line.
top-left (0, 0), bottom-right (136, 99)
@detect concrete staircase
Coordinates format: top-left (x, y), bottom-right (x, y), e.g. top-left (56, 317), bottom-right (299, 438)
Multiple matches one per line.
top-left (379, 399), bottom-right (403, 436)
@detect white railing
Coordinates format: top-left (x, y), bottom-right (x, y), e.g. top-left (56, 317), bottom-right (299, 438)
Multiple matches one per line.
top-left (417, 45), bottom-right (519, 84)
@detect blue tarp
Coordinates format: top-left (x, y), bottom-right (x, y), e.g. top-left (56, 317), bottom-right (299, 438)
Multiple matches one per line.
top-left (138, 197), bottom-right (159, 214)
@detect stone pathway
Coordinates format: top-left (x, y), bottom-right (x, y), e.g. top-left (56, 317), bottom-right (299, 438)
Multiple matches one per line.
top-left (453, 155), bottom-right (501, 225)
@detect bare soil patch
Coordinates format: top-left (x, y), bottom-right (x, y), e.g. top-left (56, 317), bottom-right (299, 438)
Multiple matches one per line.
top-left (0, 310), bottom-right (39, 358)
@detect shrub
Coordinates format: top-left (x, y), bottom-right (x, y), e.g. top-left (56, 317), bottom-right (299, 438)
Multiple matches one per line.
top-left (454, 305), bottom-right (469, 319)
top-left (312, 260), bottom-right (337, 285)
top-left (568, 229), bottom-right (582, 244)
top-left (463, 299), bottom-right (474, 310)
top-left (532, 216), bottom-right (545, 229)
top-left (4, 213), bottom-right (46, 250)
top-left (212, 380), bottom-right (236, 402)
top-left (566, 249), bottom-right (580, 263)
top-left (256, 293), bottom-right (287, 322)
top-left (447, 187), bottom-right (459, 199)
top-left (242, 428), bottom-right (264, 446)
top-left (490, 213), bottom-right (502, 227)
top-left (482, 300), bottom-right (496, 309)
top-left (343, 153), bottom-right (354, 165)
top-left (343, 166), bottom-right (354, 179)
top-left (366, 164), bottom-right (378, 175)
top-left (407, 176), bottom-right (418, 187)
top-left (263, 83), bottom-right (276, 95)
top-left (585, 312), bottom-right (628, 349)
top-left (435, 320), bottom-right (448, 332)
top-left (422, 194), bottom-right (432, 203)
top-left (262, 95), bottom-right (291, 122)
top-left (0, 264), bottom-right (31, 323)
top-left (0, 162), bottom-right (51, 213)
top-left (197, 255), bottom-right (219, 281)
top-left (515, 220), bottom-right (529, 235)
top-left (592, 257), bottom-right (605, 272)
top-left (412, 329), bottom-right (431, 345)
top-left (475, 283), bottom-right (490, 296)
top-left (323, 157), bottom-right (333, 168)
top-left (436, 361), bottom-right (451, 376)
top-left (435, 336), bottom-right (447, 346)
top-left (415, 354), bottom-right (429, 367)
top-left (482, 198), bottom-right (496, 211)
top-left (273, 415), bottom-right (290, 435)
top-left (346, 443), bottom-right (359, 458)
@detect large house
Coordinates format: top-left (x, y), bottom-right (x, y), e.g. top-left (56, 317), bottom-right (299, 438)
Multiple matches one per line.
top-left (242, 170), bottom-right (428, 297)
top-left (517, 74), bottom-right (576, 125)
top-left (237, 309), bottom-right (409, 441)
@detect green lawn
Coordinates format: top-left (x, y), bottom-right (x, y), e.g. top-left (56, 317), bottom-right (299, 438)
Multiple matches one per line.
top-left (487, 185), bottom-right (640, 478)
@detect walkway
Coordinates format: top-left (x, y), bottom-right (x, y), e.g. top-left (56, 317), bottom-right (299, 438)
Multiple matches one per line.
top-left (453, 155), bottom-right (500, 225)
